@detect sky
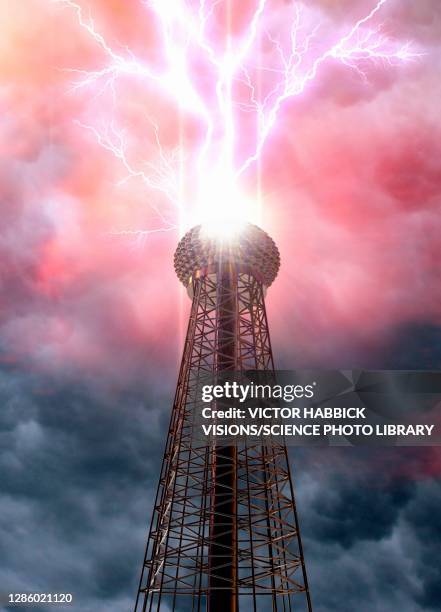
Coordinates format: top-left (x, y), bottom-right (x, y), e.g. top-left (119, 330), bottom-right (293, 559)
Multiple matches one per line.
top-left (0, 0), bottom-right (441, 611)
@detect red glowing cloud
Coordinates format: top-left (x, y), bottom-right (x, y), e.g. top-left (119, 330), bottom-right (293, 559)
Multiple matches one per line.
top-left (1, 0), bottom-right (440, 380)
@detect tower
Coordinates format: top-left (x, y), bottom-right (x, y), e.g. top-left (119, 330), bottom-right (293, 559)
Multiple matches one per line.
top-left (135, 224), bottom-right (312, 611)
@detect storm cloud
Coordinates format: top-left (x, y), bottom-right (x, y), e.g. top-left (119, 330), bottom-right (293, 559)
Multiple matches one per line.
top-left (1, 1), bottom-right (441, 611)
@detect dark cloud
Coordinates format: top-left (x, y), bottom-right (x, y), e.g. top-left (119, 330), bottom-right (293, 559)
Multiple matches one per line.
top-left (1, 370), bottom-right (440, 611)
top-left (405, 480), bottom-right (441, 609)
top-left (0, 368), bottom-right (169, 611)
top-left (294, 447), bottom-right (441, 612)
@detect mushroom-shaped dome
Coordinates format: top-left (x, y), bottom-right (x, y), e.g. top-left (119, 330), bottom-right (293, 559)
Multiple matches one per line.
top-left (174, 223), bottom-right (280, 288)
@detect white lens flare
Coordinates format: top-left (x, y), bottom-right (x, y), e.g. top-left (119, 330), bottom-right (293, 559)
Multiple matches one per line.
top-left (200, 216), bottom-right (247, 240)
top-left (196, 178), bottom-right (259, 240)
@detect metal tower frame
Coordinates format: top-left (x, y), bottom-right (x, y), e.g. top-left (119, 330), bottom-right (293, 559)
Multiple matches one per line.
top-left (135, 225), bottom-right (312, 611)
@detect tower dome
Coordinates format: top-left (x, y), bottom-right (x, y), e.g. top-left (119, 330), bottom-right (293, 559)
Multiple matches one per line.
top-left (174, 223), bottom-right (280, 287)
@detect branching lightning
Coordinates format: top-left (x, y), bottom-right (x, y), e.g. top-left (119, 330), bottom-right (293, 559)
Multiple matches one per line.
top-left (53, 0), bottom-right (422, 239)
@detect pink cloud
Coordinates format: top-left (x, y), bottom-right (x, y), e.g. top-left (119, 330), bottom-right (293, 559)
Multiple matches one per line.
top-left (0, 0), bottom-right (440, 380)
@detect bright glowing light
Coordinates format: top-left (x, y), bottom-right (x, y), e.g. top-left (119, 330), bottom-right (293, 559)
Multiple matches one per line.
top-left (195, 170), bottom-right (259, 239)
top-left (53, 0), bottom-right (423, 240)
top-left (199, 217), bottom-right (247, 241)
top-left (198, 207), bottom-right (249, 240)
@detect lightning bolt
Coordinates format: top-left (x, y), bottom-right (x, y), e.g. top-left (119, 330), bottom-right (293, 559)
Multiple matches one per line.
top-left (53, 0), bottom-right (423, 240)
